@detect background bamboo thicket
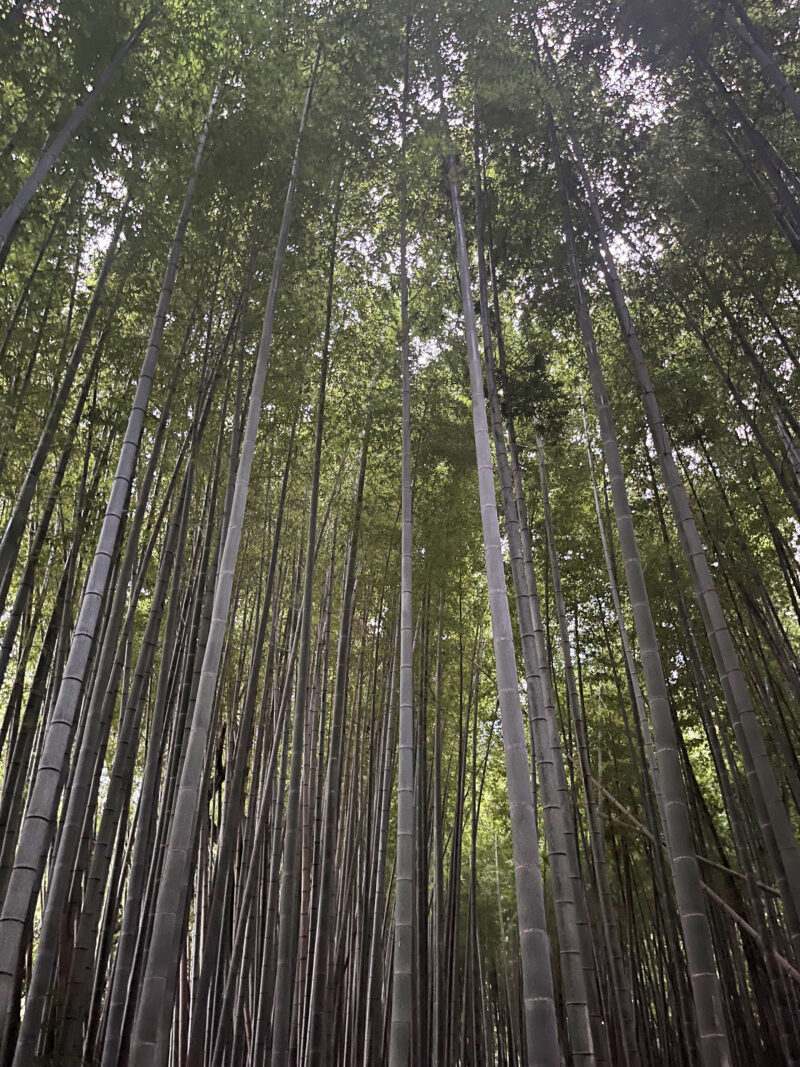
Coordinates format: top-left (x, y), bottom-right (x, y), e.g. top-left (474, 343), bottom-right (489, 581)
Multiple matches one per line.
top-left (0, 0), bottom-right (799, 1064)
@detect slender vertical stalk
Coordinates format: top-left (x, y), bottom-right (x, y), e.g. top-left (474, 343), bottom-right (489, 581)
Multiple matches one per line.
top-left (389, 10), bottom-right (415, 1063)
top-left (0, 14), bottom-right (150, 262)
top-left (446, 142), bottom-right (560, 1066)
top-left (0, 82), bottom-right (217, 1065)
top-left (128, 59), bottom-right (317, 1066)
top-left (549, 112), bottom-right (731, 1067)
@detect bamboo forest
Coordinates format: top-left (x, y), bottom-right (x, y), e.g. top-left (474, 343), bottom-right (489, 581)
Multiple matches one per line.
top-left (2, 0), bottom-right (800, 1064)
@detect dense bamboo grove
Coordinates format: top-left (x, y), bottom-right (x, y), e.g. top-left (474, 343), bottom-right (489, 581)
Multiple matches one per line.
top-left (0, 0), bottom-right (799, 1063)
